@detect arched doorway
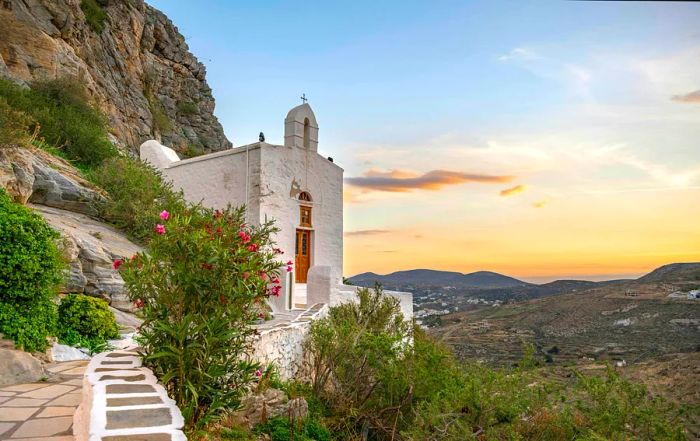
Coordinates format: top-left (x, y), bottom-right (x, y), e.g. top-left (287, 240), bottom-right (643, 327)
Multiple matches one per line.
top-left (295, 192), bottom-right (313, 284)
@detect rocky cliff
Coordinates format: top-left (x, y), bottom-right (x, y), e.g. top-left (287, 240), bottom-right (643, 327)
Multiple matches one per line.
top-left (0, 0), bottom-right (231, 154)
top-left (1, 146), bottom-right (141, 312)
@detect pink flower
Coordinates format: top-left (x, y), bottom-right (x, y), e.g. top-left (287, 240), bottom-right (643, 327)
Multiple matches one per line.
top-left (238, 231), bottom-right (251, 243)
top-left (159, 210), bottom-right (169, 220)
top-left (247, 243), bottom-right (259, 252)
top-left (155, 224), bottom-right (166, 235)
top-left (242, 271), bottom-right (250, 280)
top-left (287, 260), bottom-right (294, 266)
top-left (271, 277), bottom-right (280, 285)
top-left (258, 271), bottom-right (268, 281)
top-left (269, 285), bottom-right (282, 297)
top-left (257, 312), bottom-right (265, 320)
top-left (134, 298), bottom-right (145, 308)
top-left (112, 259), bottom-right (123, 270)
top-left (286, 266), bottom-right (293, 273)
top-left (254, 369), bottom-right (262, 378)
top-left (273, 248), bottom-right (283, 255)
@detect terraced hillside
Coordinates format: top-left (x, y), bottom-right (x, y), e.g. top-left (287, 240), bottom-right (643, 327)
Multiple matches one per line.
top-left (433, 281), bottom-right (699, 366)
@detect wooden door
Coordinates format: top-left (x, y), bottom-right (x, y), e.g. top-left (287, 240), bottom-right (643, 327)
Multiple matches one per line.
top-left (295, 229), bottom-right (311, 283)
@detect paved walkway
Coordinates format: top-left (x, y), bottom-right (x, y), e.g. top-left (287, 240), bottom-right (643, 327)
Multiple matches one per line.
top-left (0, 360), bottom-right (87, 441)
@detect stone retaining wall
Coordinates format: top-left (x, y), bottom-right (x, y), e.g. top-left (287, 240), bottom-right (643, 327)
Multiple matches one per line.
top-left (74, 349), bottom-right (186, 441)
top-left (251, 303), bottom-right (328, 380)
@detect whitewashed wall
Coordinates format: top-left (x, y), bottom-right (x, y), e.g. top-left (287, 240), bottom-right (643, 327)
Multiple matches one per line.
top-left (159, 145), bottom-right (261, 224)
top-left (259, 145), bottom-right (344, 286)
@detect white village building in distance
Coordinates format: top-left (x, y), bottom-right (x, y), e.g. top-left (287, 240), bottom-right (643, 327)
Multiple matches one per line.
top-left (140, 102), bottom-right (412, 322)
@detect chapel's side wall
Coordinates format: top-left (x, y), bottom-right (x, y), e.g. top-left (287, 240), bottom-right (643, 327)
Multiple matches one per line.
top-left (160, 148), bottom-right (262, 224)
top-left (258, 145), bottom-right (344, 286)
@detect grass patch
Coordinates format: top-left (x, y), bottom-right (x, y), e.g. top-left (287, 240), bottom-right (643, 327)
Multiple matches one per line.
top-left (0, 77), bottom-right (117, 167)
top-left (80, 0), bottom-right (107, 33)
top-left (0, 97), bottom-right (35, 147)
top-left (89, 156), bottom-right (186, 243)
top-left (177, 100), bottom-right (198, 115)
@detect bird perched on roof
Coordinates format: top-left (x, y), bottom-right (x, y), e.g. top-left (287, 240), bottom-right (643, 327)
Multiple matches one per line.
top-left (259, 132), bottom-right (265, 142)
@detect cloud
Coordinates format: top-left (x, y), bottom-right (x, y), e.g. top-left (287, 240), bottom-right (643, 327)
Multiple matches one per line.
top-left (533, 199), bottom-right (549, 208)
top-left (500, 184), bottom-right (529, 197)
top-left (344, 229), bottom-right (391, 237)
top-left (498, 46), bottom-right (591, 95)
top-left (346, 169), bottom-right (514, 193)
top-left (498, 47), bottom-right (539, 62)
top-left (671, 90), bottom-right (700, 103)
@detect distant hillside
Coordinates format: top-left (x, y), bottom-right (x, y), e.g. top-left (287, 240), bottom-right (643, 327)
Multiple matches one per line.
top-left (349, 262), bottom-right (700, 304)
top-left (636, 262), bottom-right (700, 284)
top-left (348, 269), bottom-right (530, 289)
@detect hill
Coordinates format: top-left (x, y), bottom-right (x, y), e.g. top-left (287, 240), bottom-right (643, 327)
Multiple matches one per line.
top-left (637, 262), bottom-right (700, 284)
top-left (348, 269), bottom-right (530, 289)
top-left (429, 267), bottom-right (700, 437)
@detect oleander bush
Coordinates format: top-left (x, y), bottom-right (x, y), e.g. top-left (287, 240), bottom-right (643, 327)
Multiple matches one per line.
top-left (118, 204), bottom-right (287, 429)
top-left (0, 189), bottom-right (64, 352)
top-left (89, 156), bottom-right (187, 242)
top-left (57, 294), bottom-right (119, 351)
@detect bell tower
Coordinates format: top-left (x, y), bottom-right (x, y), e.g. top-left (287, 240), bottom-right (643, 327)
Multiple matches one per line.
top-left (284, 103), bottom-right (319, 152)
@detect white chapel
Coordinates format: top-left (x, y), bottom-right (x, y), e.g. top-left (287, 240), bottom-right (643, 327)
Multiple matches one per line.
top-left (140, 103), bottom-right (344, 311)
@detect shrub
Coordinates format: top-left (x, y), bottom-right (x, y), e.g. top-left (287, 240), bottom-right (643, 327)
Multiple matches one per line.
top-left (118, 204), bottom-right (286, 429)
top-left (177, 100), bottom-right (198, 115)
top-left (0, 97), bottom-right (35, 147)
top-left (150, 100), bottom-right (172, 133)
top-left (89, 156), bottom-right (187, 242)
top-left (254, 416), bottom-right (331, 441)
top-left (80, 0), bottom-right (107, 33)
top-left (0, 78), bottom-right (117, 166)
top-left (57, 294), bottom-right (119, 348)
top-left (0, 189), bottom-right (63, 351)
top-left (304, 286), bottom-right (411, 437)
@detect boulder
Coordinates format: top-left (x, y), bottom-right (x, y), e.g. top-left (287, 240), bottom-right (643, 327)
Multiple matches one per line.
top-left (0, 146), bottom-right (105, 212)
top-left (50, 342), bottom-right (91, 362)
top-left (229, 388), bottom-right (309, 430)
top-left (0, 146), bottom-right (35, 203)
top-left (0, 348), bottom-right (45, 386)
top-left (32, 204), bottom-right (143, 312)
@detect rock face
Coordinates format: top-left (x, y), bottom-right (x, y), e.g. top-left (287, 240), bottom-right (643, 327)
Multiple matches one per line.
top-left (32, 204), bottom-right (143, 312)
top-left (0, 348), bottom-right (45, 386)
top-left (0, 0), bottom-right (232, 154)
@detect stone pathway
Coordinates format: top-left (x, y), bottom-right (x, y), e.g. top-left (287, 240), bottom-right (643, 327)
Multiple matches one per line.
top-left (0, 360), bottom-right (88, 441)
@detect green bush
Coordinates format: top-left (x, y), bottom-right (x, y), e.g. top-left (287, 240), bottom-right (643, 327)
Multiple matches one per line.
top-left (0, 189), bottom-right (63, 351)
top-left (0, 97), bottom-right (35, 147)
top-left (304, 286), bottom-right (411, 438)
top-left (177, 100), bottom-right (198, 115)
top-left (89, 156), bottom-right (187, 242)
top-left (0, 77), bottom-right (117, 167)
top-left (150, 100), bottom-right (172, 133)
top-left (118, 204), bottom-right (286, 429)
top-left (254, 416), bottom-right (330, 441)
top-left (57, 294), bottom-right (119, 348)
top-left (80, 0), bottom-right (107, 33)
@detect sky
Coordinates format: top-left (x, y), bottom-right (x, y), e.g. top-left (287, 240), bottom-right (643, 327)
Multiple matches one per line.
top-left (149, 0), bottom-right (700, 283)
